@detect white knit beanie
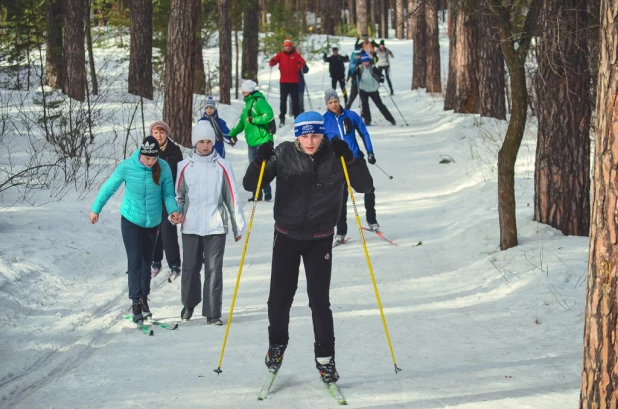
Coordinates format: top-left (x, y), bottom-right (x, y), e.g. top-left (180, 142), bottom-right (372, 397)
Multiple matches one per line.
top-left (241, 79), bottom-right (257, 93)
top-left (192, 120), bottom-right (216, 146)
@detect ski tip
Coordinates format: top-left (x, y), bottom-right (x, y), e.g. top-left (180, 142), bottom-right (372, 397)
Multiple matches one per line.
top-left (149, 330), bottom-right (154, 336)
top-left (172, 324), bottom-right (179, 330)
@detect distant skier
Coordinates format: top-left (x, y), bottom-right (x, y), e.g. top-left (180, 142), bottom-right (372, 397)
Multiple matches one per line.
top-left (176, 121), bottom-right (245, 325)
top-left (269, 38), bottom-right (307, 127)
top-left (242, 111), bottom-right (372, 384)
top-left (198, 96), bottom-right (234, 158)
top-left (355, 34), bottom-right (379, 61)
top-left (345, 46), bottom-right (362, 109)
top-left (322, 89), bottom-right (381, 245)
top-left (355, 54), bottom-right (396, 126)
top-left (148, 120), bottom-right (183, 282)
top-left (323, 47), bottom-right (349, 104)
top-left (89, 136), bottom-right (183, 323)
top-left (375, 40), bottom-right (395, 95)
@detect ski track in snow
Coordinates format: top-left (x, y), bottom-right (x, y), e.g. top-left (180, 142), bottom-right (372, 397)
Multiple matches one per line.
top-left (0, 31), bottom-right (587, 408)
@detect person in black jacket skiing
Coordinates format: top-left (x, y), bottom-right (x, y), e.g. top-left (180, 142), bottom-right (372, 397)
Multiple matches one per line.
top-left (149, 120), bottom-right (184, 282)
top-left (243, 111), bottom-right (372, 384)
top-left (323, 47), bottom-right (349, 104)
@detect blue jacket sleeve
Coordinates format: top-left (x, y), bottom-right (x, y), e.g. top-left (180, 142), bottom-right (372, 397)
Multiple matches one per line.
top-left (218, 118), bottom-right (231, 140)
top-left (350, 111), bottom-right (373, 153)
top-left (91, 162), bottom-right (126, 214)
top-left (159, 161), bottom-right (180, 214)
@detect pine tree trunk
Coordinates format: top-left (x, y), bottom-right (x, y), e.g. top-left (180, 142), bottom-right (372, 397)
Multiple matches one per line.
top-left (381, 0), bottom-right (389, 38)
top-left (425, 0), bottom-right (441, 93)
top-left (85, 1), bottom-right (98, 96)
top-left (580, 2), bottom-right (618, 407)
top-left (587, 0), bottom-right (600, 113)
top-left (323, 0), bottom-right (337, 35)
top-left (534, 0), bottom-right (590, 237)
top-left (407, 0), bottom-right (415, 39)
top-left (163, 0), bottom-right (199, 147)
top-left (45, 0), bottom-right (63, 89)
top-left (444, 0), bottom-right (457, 110)
top-left (411, 0), bottom-right (426, 89)
top-left (396, 0), bottom-right (404, 38)
top-left (242, 0), bottom-right (259, 82)
top-left (63, 0), bottom-right (86, 101)
top-left (349, 0), bottom-right (356, 29)
top-left (194, 0), bottom-right (205, 95)
top-left (356, 0), bottom-right (366, 35)
top-left (128, 0), bottom-right (153, 99)
top-left (454, 3), bottom-right (479, 114)
top-left (218, 0), bottom-right (232, 104)
top-left (478, 1), bottom-right (505, 120)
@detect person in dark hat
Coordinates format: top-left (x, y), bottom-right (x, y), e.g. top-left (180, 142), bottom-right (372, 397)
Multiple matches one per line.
top-left (323, 47), bottom-right (350, 104)
top-left (90, 136), bottom-right (184, 324)
top-left (355, 34), bottom-right (379, 61)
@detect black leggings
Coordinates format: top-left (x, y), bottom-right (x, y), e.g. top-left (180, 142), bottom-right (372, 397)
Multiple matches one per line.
top-left (121, 216), bottom-right (158, 302)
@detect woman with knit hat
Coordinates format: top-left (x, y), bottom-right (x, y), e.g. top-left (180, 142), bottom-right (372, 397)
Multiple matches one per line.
top-left (149, 120), bottom-right (184, 282)
top-left (269, 38), bottom-right (306, 127)
top-left (90, 136), bottom-right (184, 324)
top-left (176, 121), bottom-right (245, 324)
top-left (242, 111), bottom-right (372, 385)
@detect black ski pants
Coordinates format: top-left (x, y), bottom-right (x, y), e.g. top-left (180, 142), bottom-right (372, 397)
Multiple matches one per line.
top-left (345, 82), bottom-right (359, 110)
top-left (359, 90), bottom-right (396, 125)
top-left (268, 232), bottom-right (335, 358)
top-left (336, 159), bottom-right (377, 236)
top-left (377, 66), bottom-right (393, 94)
top-left (331, 78), bottom-right (348, 103)
top-left (279, 83), bottom-right (300, 121)
top-left (152, 206), bottom-right (181, 268)
top-left (121, 216), bottom-right (158, 302)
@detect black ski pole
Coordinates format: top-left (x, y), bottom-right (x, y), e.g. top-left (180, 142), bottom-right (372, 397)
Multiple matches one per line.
top-left (381, 84), bottom-right (408, 126)
top-left (375, 163), bottom-right (393, 179)
top-left (301, 71), bottom-right (314, 111)
top-left (267, 67), bottom-right (272, 100)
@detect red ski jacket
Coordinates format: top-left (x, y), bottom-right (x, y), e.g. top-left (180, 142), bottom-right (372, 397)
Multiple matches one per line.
top-left (269, 51), bottom-right (307, 84)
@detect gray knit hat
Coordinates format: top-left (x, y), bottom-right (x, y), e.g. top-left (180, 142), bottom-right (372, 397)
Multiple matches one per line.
top-left (324, 89), bottom-right (340, 105)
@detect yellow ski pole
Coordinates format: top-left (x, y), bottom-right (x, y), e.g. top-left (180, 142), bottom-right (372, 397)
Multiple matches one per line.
top-left (214, 160), bottom-right (267, 375)
top-left (340, 156), bottom-right (402, 374)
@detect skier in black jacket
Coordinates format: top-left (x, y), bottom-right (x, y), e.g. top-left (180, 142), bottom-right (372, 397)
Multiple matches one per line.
top-left (149, 120), bottom-right (184, 282)
top-left (323, 47), bottom-right (349, 104)
top-left (243, 111), bottom-right (372, 384)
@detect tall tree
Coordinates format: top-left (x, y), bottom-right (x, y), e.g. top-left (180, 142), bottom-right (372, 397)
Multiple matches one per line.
top-left (128, 0), bottom-right (153, 99)
top-left (396, 0), bottom-right (404, 38)
top-left (163, 0), bottom-right (199, 147)
top-left (323, 0), bottom-right (338, 35)
top-left (444, 0), bottom-right (457, 110)
top-left (407, 0), bottom-right (415, 39)
top-left (454, 2), bottom-right (479, 113)
top-left (534, 0), bottom-right (590, 236)
top-left (349, 0), bottom-right (356, 29)
top-left (63, 0), bottom-right (86, 101)
top-left (45, 0), bottom-right (63, 89)
top-left (580, 2), bottom-right (618, 407)
top-left (218, 0), bottom-right (232, 104)
top-left (356, 0), bottom-right (367, 35)
top-left (411, 0), bottom-right (426, 89)
top-left (85, 0), bottom-right (98, 96)
top-left (242, 0), bottom-right (260, 82)
top-left (381, 0), bottom-right (389, 38)
top-left (487, 0), bottom-right (542, 250)
top-left (478, 0), bottom-right (505, 119)
top-left (194, 1), bottom-right (205, 95)
top-left (425, 0), bottom-right (441, 93)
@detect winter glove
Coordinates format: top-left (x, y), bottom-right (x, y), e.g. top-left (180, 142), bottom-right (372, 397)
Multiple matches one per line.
top-left (367, 152), bottom-right (376, 165)
top-left (230, 137), bottom-right (238, 146)
top-left (256, 141), bottom-right (275, 163)
top-left (332, 138), bottom-right (354, 163)
top-left (247, 116), bottom-right (253, 124)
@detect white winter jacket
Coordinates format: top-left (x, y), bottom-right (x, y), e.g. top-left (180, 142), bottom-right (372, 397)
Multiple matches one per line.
top-left (176, 150), bottom-right (246, 237)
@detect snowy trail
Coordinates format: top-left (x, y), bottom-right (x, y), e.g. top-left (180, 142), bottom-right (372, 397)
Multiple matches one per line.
top-left (1, 35), bottom-right (587, 408)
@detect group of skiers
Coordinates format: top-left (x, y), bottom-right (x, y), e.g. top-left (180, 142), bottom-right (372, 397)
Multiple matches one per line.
top-left (88, 34), bottom-right (393, 386)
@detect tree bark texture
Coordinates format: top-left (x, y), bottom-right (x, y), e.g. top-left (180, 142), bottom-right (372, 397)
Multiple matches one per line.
top-left (45, 0), bottom-right (63, 89)
top-left (411, 0), bottom-right (426, 89)
top-left (396, 0), bottom-right (404, 38)
top-left (478, 0), bottom-right (505, 120)
top-left (128, 0), bottom-right (153, 99)
top-left (580, 3), bottom-right (618, 407)
top-left (356, 0), bottom-right (367, 35)
top-left (454, 3), bottom-right (479, 114)
top-left (369, 0), bottom-right (378, 35)
top-left (444, 0), bottom-right (457, 110)
top-left (323, 0), bottom-right (337, 35)
top-left (85, 2), bottom-right (98, 96)
top-left (163, 0), bottom-right (199, 147)
top-left (349, 0), bottom-right (356, 29)
top-left (194, 0), bottom-right (205, 95)
top-left (242, 0), bottom-right (260, 82)
top-left (425, 0), bottom-right (441, 93)
top-left (534, 0), bottom-right (590, 237)
top-left (62, 0), bottom-right (86, 101)
top-left (381, 0), bottom-right (389, 38)
top-left (218, 0), bottom-right (232, 104)
top-left (407, 0), bottom-right (415, 39)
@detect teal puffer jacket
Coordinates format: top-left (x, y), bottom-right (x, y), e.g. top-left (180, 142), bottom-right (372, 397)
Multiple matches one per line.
top-left (91, 150), bottom-right (179, 228)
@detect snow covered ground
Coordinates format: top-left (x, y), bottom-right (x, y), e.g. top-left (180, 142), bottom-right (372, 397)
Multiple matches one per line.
top-left (0, 29), bottom-right (587, 408)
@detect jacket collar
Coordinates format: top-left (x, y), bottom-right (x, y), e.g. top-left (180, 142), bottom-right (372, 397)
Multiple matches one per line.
top-left (189, 149), bottom-right (219, 164)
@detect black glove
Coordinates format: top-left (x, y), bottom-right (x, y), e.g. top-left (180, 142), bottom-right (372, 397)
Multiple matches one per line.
top-left (256, 141), bottom-right (275, 163)
top-left (332, 139), bottom-right (353, 163)
top-left (230, 137), bottom-right (237, 146)
top-left (367, 152), bottom-right (376, 164)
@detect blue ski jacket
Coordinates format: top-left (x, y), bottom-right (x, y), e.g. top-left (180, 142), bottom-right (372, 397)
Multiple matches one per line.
top-left (323, 108), bottom-right (373, 158)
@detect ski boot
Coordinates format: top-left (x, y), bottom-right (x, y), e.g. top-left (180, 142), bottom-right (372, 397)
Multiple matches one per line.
top-left (151, 261), bottom-right (162, 278)
top-left (316, 356), bottom-right (340, 384)
top-left (264, 193), bottom-right (272, 202)
top-left (333, 235), bottom-right (345, 246)
top-left (168, 266), bottom-right (181, 283)
top-left (207, 317), bottom-right (223, 326)
top-left (139, 297), bottom-right (152, 320)
top-left (181, 306), bottom-right (194, 322)
top-left (131, 301), bottom-right (143, 324)
top-left (265, 344), bottom-right (287, 371)
top-left (367, 222), bottom-right (380, 232)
